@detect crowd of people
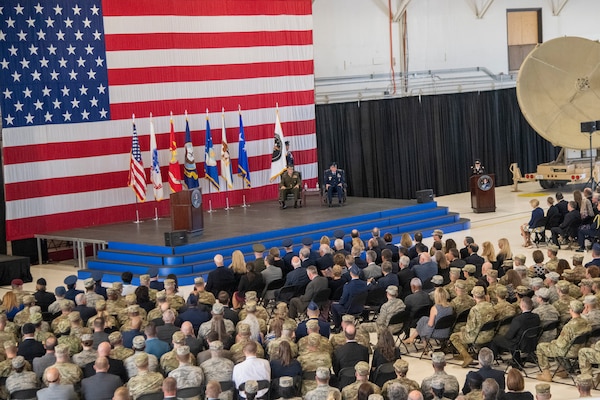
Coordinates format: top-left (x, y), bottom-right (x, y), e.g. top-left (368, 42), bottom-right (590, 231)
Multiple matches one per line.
top-left (1, 219), bottom-right (600, 400)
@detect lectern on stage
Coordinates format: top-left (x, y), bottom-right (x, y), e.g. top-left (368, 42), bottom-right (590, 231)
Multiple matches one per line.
top-left (170, 188), bottom-right (204, 236)
top-left (470, 174), bottom-right (496, 213)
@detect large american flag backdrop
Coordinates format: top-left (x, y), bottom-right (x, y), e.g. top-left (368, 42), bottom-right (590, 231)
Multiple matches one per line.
top-left (0, 0), bottom-right (317, 240)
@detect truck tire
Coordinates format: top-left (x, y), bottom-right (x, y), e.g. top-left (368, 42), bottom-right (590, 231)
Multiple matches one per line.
top-left (539, 180), bottom-right (555, 189)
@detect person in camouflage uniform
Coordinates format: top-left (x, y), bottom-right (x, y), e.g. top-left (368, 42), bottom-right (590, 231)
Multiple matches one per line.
top-left (298, 319), bottom-right (333, 356)
top-left (382, 359), bottom-right (420, 397)
top-left (572, 254), bottom-right (587, 282)
top-left (120, 304), bottom-right (147, 333)
top-left (0, 340), bottom-right (32, 399)
top-left (139, 274), bottom-right (158, 302)
top-left (42, 344), bottom-right (82, 386)
top-left (238, 301), bottom-right (267, 338)
top-left (493, 285), bottom-right (517, 336)
top-left (444, 268), bottom-right (461, 300)
top-left (359, 286), bottom-right (406, 335)
top-left (189, 277), bottom-right (216, 306)
top-left (230, 323), bottom-right (264, 363)
top-left (554, 281), bottom-right (576, 325)
top-left (108, 331), bottom-right (135, 361)
top-left (168, 345), bottom-right (204, 389)
top-left (537, 300), bottom-right (592, 381)
top-left (118, 294), bottom-right (147, 326)
top-left (485, 270), bottom-right (499, 304)
top-left (298, 333), bottom-right (333, 395)
top-left (107, 286), bottom-right (127, 312)
top-left (268, 302), bottom-right (297, 334)
top-left (0, 314), bottom-right (17, 345)
top-left (124, 336), bottom-right (159, 379)
top-left (31, 312), bottom-right (54, 343)
top-left (582, 295), bottom-right (600, 328)
top-left (330, 315), bottom-right (370, 352)
top-left (200, 341), bottom-right (235, 400)
top-left (238, 291), bottom-right (269, 322)
top-left (13, 294), bottom-right (36, 327)
top-left (304, 367), bottom-right (341, 400)
top-left (87, 299), bottom-right (118, 330)
top-left (5, 355), bottom-right (38, 396)
top-left (164, 279), bottom-right (185, 311)
top-left (579, 279), bottom-right (594, 301)
top-left (50, 299), bottom-right (74, 332)
top-left (545, 245), bottom-right (559, 272)
top-left (421, 352), bottom-right (460, 400)
top-left (450, 286), bottom-right (496, 368)
top-left (544, 272), bottom-right (560, 304)
top-left (267, 320), bottom-right (298, 359)
top-left (533, 288), bottom-right (560, 343)
top-left (462, 265), bottom-right (478, 294)
top-left (127, 352), bottom-right (164, 400)
top-left (578, 323), bottom-right (600, 376)
top-left (57, 311), bottom-right (85, 356)
top-left (562, 270), bottom-right (583, 299)
top-left (450, 280), bottom-right (476, 333)
top-left (341, 361), bottom-right (381, 400)
top-left (72, 333), bottom-right (98, 368)
top-left (160, 331), bottom-right (196, 375)
top-left (83, 277), bottom-right (104, 309)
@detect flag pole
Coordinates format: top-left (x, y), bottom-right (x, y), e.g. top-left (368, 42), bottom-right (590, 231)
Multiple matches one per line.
top-left (130, 113), bottom-right (143, 224)
top-left (238, 105), bottom-right (250, 208)
top-left (150, 111), bottom-right (160, 221)
top-left (223, 107), bottom-right (233, 211)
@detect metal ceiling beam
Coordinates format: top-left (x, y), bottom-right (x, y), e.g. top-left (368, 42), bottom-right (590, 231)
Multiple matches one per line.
top-left (465, 0), bottom-right (495, 19)
top-left (550, 0), bottom-right (570, 16)
top-left (393, 0), bottom-right (411, 22)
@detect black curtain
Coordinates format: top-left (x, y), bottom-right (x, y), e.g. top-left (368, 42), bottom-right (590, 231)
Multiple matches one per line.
top-left (315, 88), bottom-right (558, 199)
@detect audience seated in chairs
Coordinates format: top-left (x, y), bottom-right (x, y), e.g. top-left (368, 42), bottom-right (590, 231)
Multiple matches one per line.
top-left (550, 200), bottom-right (581, 247)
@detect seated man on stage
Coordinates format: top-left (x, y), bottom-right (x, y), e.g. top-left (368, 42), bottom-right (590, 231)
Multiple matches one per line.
top-left (279, 165), bottom-right (302, 209)
top-left (324, 162), bottom-right (345, 207)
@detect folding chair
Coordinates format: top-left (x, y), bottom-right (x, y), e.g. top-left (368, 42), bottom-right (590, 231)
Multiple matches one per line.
top-left (467, 319), bottom-right (499, 356)
top-left (372, 362), bottom-right (396, 387)
top-left (9, 389), bottom-right (38, 400)
top-left (260, 278), bottom-right (285, 307)
top-left (551, 331), bottom-right (590, 383)
top-left (239, 380), bottom-right (270, 400)
top-left (388, 309), bottom-right (410, 345)
top-left (419, 313), bottom-right (456, 359)
top-left (177, 385), bottom-right (204, 400)
top-left (343, 291), bottom-right (369, 323)
top-left (504, 325), bottom-right (543, 377)
top-left (311, 288), bottom-right (331, 321)
top-left (337, 367), bottom-right (356, 389)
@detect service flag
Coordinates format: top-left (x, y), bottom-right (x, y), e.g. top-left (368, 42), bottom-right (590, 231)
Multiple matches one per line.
top-left (168, 114), bottom-right (183, 193)
top-left (149, 114), bottom-right (164, 201)
top-left (237, 110), bottom-right (251, 188)
top-left (183, 112), bottom-right (199, 189)
top-left (270, 107), bottom-right (288, 181)
top-left (205, 112), bottom-right (220, 191)
top-left (128, 116), bottom-right (146, 202)
top-left (221, 109), bottom-right (234, 189)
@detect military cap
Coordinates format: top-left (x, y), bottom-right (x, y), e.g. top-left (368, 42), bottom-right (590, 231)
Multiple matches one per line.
top-left (573, 254), bottom-right (585, 262)
top-left (245, 301), bottom-right (257, 313)
top-left (431, 379), bottom-right (444, 390)
top-left (355, 361), bottom-right (370, 376)
top-left (433, 229), bottom-right (444, 237)
top-left (106, 288), bottom-right (117, 296)
top-left (393, 359), bottom-right (409, 373)
top-left (22, 294), bottom-right (35, 305)
top-left (513, 265), bottom-right (526, 271)
top-left (164, 279), bottom-right (175, 287)
top-left (283, 320), bottom-right (296, 331)
top-left (55, 344), bottom-right (69, 355)
top-left (238, 323), bottom-right (251, 335)
top-left (212, 303), bottom-right (224, 315)
top-left (316, 367), bottom-right (330, 379)
top-left (156, 291), bottom-right (167, 301)
top-left (60, 299), bottom-right (73, 310)
top-left (495, 285), bottom-right (508, 298)
top-left (463, 264), bottom-right (476, 274)
top-left (132, 336), bottom-right (146, 350)
top-left (450, 267), bottom-right (461, 275)
top-left (139, 274), bottom-right (150, 284)
top-left (172, 331), bottom-right (185, 344)
top-left (68, 311), bottom-right (81, 322)
top-left (514, 254), bottom-right (526, 263)
top-left (562, 269), bottom-right (575, 277)
top-left (64, 275), bottom-right (77, 286)
top-left (194, 277), bottom-right (204, 285)
top-left (546, 272), bottom-right (560, 281)
top-left (209, 340), bottom-right (223, 350)
top-left (57, 319), bottom-right (70, 334)
top-left (22, 323), bottom-right (35, 335)
top-left (471, 286), bottom-right (485, 297)
top-left (91, 271), bottom-right (104, 281)
top-left (276, 302), bottom-right (288, 311)
top-left (29, 312), bottom-right (43, 324)
top-left (386, 285), bottom-right (399, 296)
top-left (516, 286), bottom-right (530, 295)
top-left (556, 280), bottom-right (570, 290)
top-left (570, 300), bottom-right (584, 313)
top-left (531, 277), bottom-right (544, 287)
top-left (135, 352), bottom-right (149, 367)
top-left (95, 299), bottom-right (107, 310)
top-left (580, 279), bottom-right (594, 288)
top-left (487, 270), bottom-right (498, 279)
top-left (342, 315), bottom-right (355, 323)
top-left (535, 383), bottom-right (551, 395)
top-left (349, 264), bottom-right (360, 275)
top-left (55, 286), bottom-right (66, 296)
top-left (431, 275), bottom-right (444, 285)
top-left (112, 282), bottom-right (123, 290)
top-left (502, 259), bottom-right (514, 268)
top-left (537, 287), bottom-right (550, 299)
top-left (548, 244), bottom-right (559, 252)
top-left (307, 301), bottom-right (319, 311)
top-left (431, 352), bottom-right (446, 364)
top-left (81, 333), bottom-right (94, 342)
top-left (584, 295), bottom-right (597, 305)
top-left (245, 380), bottom-right (259, 395)
top-left (454, 280), bottom-right (467, 290)
top-left (148, 267), bottom-right (159, 278)
top-left (594, 243), bottom-right (600, 253)
top-left (3, 340), bottom-right (16, 349)
top-left (83, 277), bottom-right (95, 288)
top-left (11, 356), bottom-right (25, 369)
top-left (306, 319), bottom-right (319, 330)
top-left (245, 291), bottom-right (258, 301)
top-left (252, 243), bottom-right (266, 253)
top-left (282, 238), bottom-right (293, 247)
top-left (301, 237), bottom-right (314, 247)
top-left (307, 332), bottom-right (321, 347)
top-left (127, 305), bottom-right (140, 314)
top-left (333, 230), bottom-right (345, 239)
top-left (176, 345), bottom-right (190, 356)
top-left (577, 374), bottom-right (593, 386)
top-left (108, 331), bottom-right (122, 343)
top-left (279, 376), bottom-right (294, 388)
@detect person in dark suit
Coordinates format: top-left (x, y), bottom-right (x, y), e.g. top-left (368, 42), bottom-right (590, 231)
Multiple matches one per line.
top-left (397, 255), bottom-right (416, 300)
top-left (490, 297), bottom-right (540, 360)
top-left (414, 253), bottom-right (437, 284)
top-left (73, 293), bottom-right (96, 325)
top-left (316, 244), bottom-right (335, 272)
top-left (157, 309), bottom-right (180, 344)
top-left (408, 232), bottom-right (428, 260)
top-left (91, 271), bottom-right (108, 300)
top-left (372, 261), bottom-right (399, 290)
top-left (83, 342), bottom-right (127, 383)
top-left (464, 244), bottom-right (485, 277)
top-left (178, 294), bottom-right (210, 335)
top-left (288, 266), bottom-right (328, 318)
top-left (462, 347), bottom-right (506, 395)
top-left (81, 356), bottom-right (123, 400)
top-left (217, 291), bottom-right (240, 326)
top-left (284, 256), bottom-right (310, 288)
top-left (295, 302), bottom-right (331, 340)
top-left (148, 267), bottom-right (165, 292)
top-left (205, 254), bottom-right (237, 297)
top-left (403, 277), bottom-right (433, 335)
top-left (332, 324), bottom-right (369, 374)
top-left (460, 236), bottom-right (475, 260)
top-left (331, 265), bottom-right (368, 330)
top-left (551, 200), bottom-right (581, 246)
top-left (34, 278), bottom-right (56, 313)
top-left (18, 323), bottom-right (45, 363)
top-left (381, 248), bottom-right (399, 274)
top-left (555, 192), bottom-right (568, 222)
top-left (37, 367), bottom-right (77, 400)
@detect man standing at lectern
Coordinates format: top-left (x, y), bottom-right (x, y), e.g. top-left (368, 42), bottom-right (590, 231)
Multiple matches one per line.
top-left (279, 165), bottom-right (302, 209)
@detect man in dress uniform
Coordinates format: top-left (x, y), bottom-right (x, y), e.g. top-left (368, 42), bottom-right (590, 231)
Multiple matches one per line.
top-left (279, 165), bottom-right (302, 209)
top-left (324, 162), bottom-right (345, 207)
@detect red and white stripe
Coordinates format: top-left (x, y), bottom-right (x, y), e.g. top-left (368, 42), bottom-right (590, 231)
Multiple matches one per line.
top-left (2, 0), bottom-right (316, 240)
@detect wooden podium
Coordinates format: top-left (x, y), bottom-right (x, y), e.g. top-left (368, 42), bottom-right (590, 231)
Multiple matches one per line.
top-left (470, 174), bottom-right (496, 213)
top-left (170, 189), bottom-right (203, 234)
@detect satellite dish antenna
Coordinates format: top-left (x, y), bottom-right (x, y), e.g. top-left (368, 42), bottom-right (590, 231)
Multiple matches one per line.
top-left (517, 36), bottom-right (600, 149)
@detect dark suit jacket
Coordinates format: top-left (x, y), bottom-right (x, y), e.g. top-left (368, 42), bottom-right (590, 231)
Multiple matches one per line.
top-left (374, 273), bottom-right (399, 290)
top-left (503, 311), bottom-right (540, 345)
top-left (354, 257), bottom-right (368, 269)
top-left (338, 278), bottom-right (368, 311)
top-left (81, 371), bottom-right (123, 400)
top-left (556, 199), bottom-right (569, 220)
top-left (559, 209), bottom-right (581, 236)
top-left (385, 243), bottom-right (400, 262)
top-left (316, 254), bottom-right (334, 271)
top-left (464, 254), bottom-right (485, 277)
top-left (150, 281), bottom-right (165, 291)
top-left (299, 276), bottom-right (328, 303)
top-left (74, 305), bottom-right (97, 325)
top-left (84, 357), bottom-right (127, 383)
top-left (414, 261), bottom-right (437, 283)
top-left (462, 366), bottom-right (506, 395)
top-left (397, 268), bottom-right (416, 300)
top-left (17, 337), bottom-right (45, 363)
top-left (459, 247), bottom-right (470, 260)
top-left (404, 290), bottom-right (432, 318)
top-left (206, 266), bottom-right (237, 296)
top-left (157, 323), bottom-right (179, 344)
top-left (34, 291), bottom-right (56, 313)
top-left (333, 341), bottom-right (369, 374)
top-left (285, 267), bottom-right (310, 288)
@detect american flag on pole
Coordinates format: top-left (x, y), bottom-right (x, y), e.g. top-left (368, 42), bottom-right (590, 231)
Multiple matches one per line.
top-left (128, 116), bottom-right (146, 202)
top-left (0, 0), bottom-right (316, 240)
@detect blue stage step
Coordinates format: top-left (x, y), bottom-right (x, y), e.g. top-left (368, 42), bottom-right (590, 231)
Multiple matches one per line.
top-left (78, 202), bottom-right (470, 286)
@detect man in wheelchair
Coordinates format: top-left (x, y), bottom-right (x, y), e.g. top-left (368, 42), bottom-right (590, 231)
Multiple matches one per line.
top-left (324, 162), bottom-right (345, 207)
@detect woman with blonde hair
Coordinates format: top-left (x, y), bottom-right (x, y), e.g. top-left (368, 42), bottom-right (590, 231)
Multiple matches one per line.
top-left (520, 199), bottom-right (544, 248)
top-left (481, 241), bottom-right (497, 269)
top-left (229, 249), bottom-right (246, 289)
top-left (496, 238), bottom-right (512, 269)
top-left (1, 292), bottom-right (22, 321)
top-left (434, 250), bottom-right (450, 284)
top-left (400, 233), bottom-right (413, 249)
top-left (320, 235), bottom-right (331, 246)
top-left (403, 287), bottom-right (453, 344)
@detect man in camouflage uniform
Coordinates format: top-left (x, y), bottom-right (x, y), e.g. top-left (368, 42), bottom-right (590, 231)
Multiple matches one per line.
top-left (582, 295), bottom-right (600, 328)
top-left (147, 291), bottom-right (171, 322)
top-left (5, 355), bottom-right (38, 396)
top-left (160, 331), bottom-right (196, 375)
top-left (462, 265), bottom-right (478, 294)
top-left (359, 285), bottom-right (406, 335)
top-left (514, 265), bottom-right (531, 288)
top-left (31, 312), bottom-right (53, 343)
top-left (42, 344), bottom-right (82, 386)
top-left (421, 352), bottom-right (460, 400)
top-left (330, 315), bottom-right (370, 352)
top-left (0, 341), bottom-right (32, 398)
top-left (168, 345), bottom-right (204, 389)
top-left (267, 320), bottom-right (298, 359)
top-left (13, 294), bottom-right (36, 327)
top-left (72, 333), bottom-right (97, 368)
top-left (238, 291), bottom-right (269, 322)
top-left (298, 319), bottom-right (333, 356)
top-left (579, 279), bottom-right (594, 301)
top-left (545, 245), bottom-right (560, 272)
top-left (493, 285), bottom-right (517, 336)
top-left (120, 304), bottom-right (147, 333)
top-left (537, 300), bottom-right (592, 381)
top-left (450, 286), bottom-right (496, 368)
top-left (544, 272), bottom-right (560, 304)
top-left (11, 279), bottom-right (30, 305)
top-left (139, 274), bottom-right (158, 302)
top-left (164, 279), bottom-right (185, 311)
top-left (298, 333), bottom-right (333, 394)
top-left (572, 254), bottom-right (587, 282)
top-left (87, 299), bottom-right (118, 330)
top-left (124, 335), bottom-right (159, 379)
top-left (562, 270), bottom-right (583, 298)
top-left (200, 341), bottom-right (234, 400)
top-left (127, 352), bottom-right (164, 399)
top-left (533, 288), bottom-right (560, 343)
top-left (554, 280), bottom-right (575, 325)
top-left (109, 331), bottom-right (135, 361)
top-left (56, 311), bottom-right (85, 356)
top-left (107, 285), bottom-right (127, 312)
top-left (341, 361), bottom-right (381, 400)
top-left (189, 276), bottom-right (215, 306)
top-left (578, 323), bottom-right (600, 376)
top-left (485, 270), bottom-right (499, 303)
top-left (450, 280), bottom-right (476, 333)
top-left (230, 323), bottom-right (264, 363)
top-left (382, 359), bottom-right (420, 397)
top-left (51, 299), bottom-right (73, 333)
top-left (0, 314), bottom-right (17, 345)
top-left (83, 277), bottom-right (104, 309)
top-left (305, 367), bottom-right (341, 400)
top-left (118, 294), bottom-right (147, 326)
top-left (444, 268), bottom-right (461, 300)
top-left (238, 301), bottom-right (267, 336)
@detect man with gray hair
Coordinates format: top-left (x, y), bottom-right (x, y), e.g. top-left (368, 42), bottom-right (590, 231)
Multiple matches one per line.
top-left (387, 382), bottom-right (409, 400)
top-left (461, 347), bottom-right (505, 395)
top-left (398, 255), bottom-right (415, 300)
top-left (363, 250), bottom-right (382, 280)
top-left (205, 254), bottom-right (236, 297)
top-left (482, 378), bottom-right (500, 400)
top-left (284, 256), bottom-right (310, 289)
top-left (403, 278), bottom-right (433, 336)
top-left (305, 366), bottom-right (341, 400)
top-left (420, 352), bottom-right (459, 400)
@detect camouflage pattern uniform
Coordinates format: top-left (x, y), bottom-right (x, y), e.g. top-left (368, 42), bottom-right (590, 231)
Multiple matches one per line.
top-left (200, 356), bottom-right (234, 400)
top-left (359, 297), bottom-right (406, 334)
top-left (6, 368), bottom-right (38, 394)
top-left (127, 370), bottom-right (164, 399)
top-left (160, 349), bottom-right (196, 375)
top-left (341, 381), bottom-right (381, 400)
top-left (298, 350), bottom-right (332, 394)
top-left (537, 315), bottom-right (591, 370)
top-left (167, 294), bottom-right (186, 311)
top-left (267, 337), bottom-right (298, 358)
top-left (545, 257), bottom-right (559, 273)
top-left (198, 318), bottom-right (235, 339)
top-left (72, 348), bottom-right (98, 368)
top-left (13, 306), bottom-right (33, 326)
top-left (58, 332), bottom-right (84, 356)
top-left (494, 299), bottom-right (517, 336)
top-left (43, 362), bottom-right (83, 386)
top-left (110, 344), bottom-right (135, 361)
top-left (486, 282), bottom-right (499, 305)
top-left (230, 339), bottom-right (264, 364)
top-left (168, 364), bottom-right (204, 389)
top-left (421, 372), bottom-right (460, 400)
top-left (298, 334), bottom-right (333, 356)
top-left (382, 377), bottom-right (420, 396)
top-left (465, 389), bottom-right (482, 400)
top-left (305, 384), bottom-right (341, 400)
top-left (464, 277), bottom-right (478, 294)
top-left (547, 285), bottom-right (559, 304)
top-left (85, 291), bottom-right (104, 309)
top-left (584, 308), bottom-right (600, 327)
top-left (0, 358), bottom-right (32, 377)
top-left (450, 300), bottom-right (496, 353)
top-left (196, 290), bottom-right (216, 306)
top-left (533, 303), bottom-right (560, 342)
top-left (450, 293), bottom-right (476, 332)
top-left (444, 282), bottom-right (457, 300)
top-left (124, 351), bottom-right (159, 379)
top-left (239, 305), bottom-right (269, 322)
top-left (554, 296), bottom-right (575, 325)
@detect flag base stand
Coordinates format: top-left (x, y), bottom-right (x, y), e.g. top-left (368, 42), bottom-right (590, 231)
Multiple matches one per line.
top-left (241, 195), bottom-right (250, 208)
top-left (133, 210), bottom-right (143, 224)
top-left (207, 200), bottom-right (216, 214)
top-left (224, 198), bottom-right (234, 211)
top-left (153, 207), bottom-right (160, 221)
